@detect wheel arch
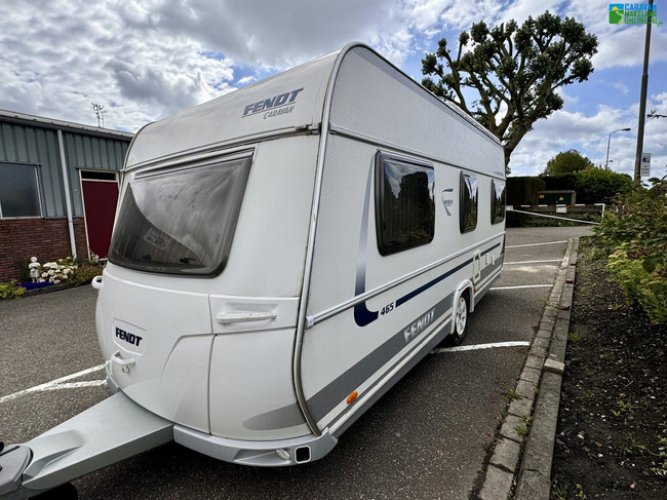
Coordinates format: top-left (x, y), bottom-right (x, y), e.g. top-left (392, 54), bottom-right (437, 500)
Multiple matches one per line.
top-left (451, 280), bottom-right (474, 334)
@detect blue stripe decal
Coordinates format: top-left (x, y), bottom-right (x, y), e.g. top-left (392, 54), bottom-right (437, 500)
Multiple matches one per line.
top-left (481, 243), bottom-right (501, 256)
top-left (353, 243), bottom-right (499, 327)
top-left (395, 258), bottom-right (472, 307)
top-left (354, 302), bottom-right (378, 327)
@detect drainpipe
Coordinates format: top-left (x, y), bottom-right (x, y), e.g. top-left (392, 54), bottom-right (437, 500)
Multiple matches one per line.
top-left (57, 129), bottom-right (77, 259)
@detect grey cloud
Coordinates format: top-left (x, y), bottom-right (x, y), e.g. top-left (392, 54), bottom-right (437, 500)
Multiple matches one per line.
top-left (147, 0), bottom-right (404, 68)
top-left (0, 0), bottom-right (237, 129)
top-left (106, 59), bottom-right (210, 114)
top-left (1, 0), bottom-right (663, 142)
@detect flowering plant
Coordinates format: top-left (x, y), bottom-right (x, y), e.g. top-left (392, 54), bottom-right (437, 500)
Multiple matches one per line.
top-left (31, 257), bottom-right (78, 284)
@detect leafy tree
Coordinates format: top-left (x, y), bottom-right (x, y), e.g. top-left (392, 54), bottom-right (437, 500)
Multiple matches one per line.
top-left (422, 11), bottom-right (598, 173)
top-left (543, 149), bottom-right (594, 175)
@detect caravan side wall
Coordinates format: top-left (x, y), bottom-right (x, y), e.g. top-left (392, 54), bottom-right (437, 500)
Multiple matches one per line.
top-left (300, 46), bottom-right (505, 433)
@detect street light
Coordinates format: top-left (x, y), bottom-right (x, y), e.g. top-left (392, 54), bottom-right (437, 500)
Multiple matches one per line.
top-left (605, 128), bottom-right (631, 169)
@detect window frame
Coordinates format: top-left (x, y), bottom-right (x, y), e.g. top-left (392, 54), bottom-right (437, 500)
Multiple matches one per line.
top-left (491, 179), bottom-right (506, 225)
top-left (374, 152), bottom-right (436, 256)
top-left (108, 154), bottom-right (252, 277)
top-left (459, 171), bottom-right (478, 234)
top-left (0, 162), bottom-right (43, 219)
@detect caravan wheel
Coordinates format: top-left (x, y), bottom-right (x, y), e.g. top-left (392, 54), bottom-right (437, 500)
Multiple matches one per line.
top-left (450, 294), bottom-right (469, 346)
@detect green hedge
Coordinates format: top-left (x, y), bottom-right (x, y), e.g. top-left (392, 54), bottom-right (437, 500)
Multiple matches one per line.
top-left (543, 174), bottom-right (577, 191)
top-left (593, 178), bottom-right (667, 324)
top-left (573, 169), bottom-right (633, 204)
top-left (540, 169), bottom-right (633, 204)
top-left (506, 176), bottom-right (545, 205)
top-left (607, 246), bottom-right (667, 324)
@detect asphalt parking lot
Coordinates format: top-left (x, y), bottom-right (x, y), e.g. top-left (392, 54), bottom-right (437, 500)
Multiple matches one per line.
top-left (0, 226), bottom-right (591, 499)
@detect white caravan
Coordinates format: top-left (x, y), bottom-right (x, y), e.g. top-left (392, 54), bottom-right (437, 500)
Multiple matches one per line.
top-left (0, 43), bottom-right (505, 497)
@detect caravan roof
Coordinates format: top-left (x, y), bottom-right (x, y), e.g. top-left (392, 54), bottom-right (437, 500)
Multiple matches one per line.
top-left (126, 43), bottom-right (500, 176)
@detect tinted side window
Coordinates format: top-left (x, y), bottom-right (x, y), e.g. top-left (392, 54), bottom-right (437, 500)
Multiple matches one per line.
top-left (0, 163), bottom-right (41, 217)
top-left (375, 154), bottom-right (435, 256)
top-left (460, 172), bottom-right (478, 233)
top-left (491, 180), bottom-right (506, 224)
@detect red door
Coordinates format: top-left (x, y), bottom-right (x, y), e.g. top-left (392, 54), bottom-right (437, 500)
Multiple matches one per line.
top-left (81, 179), bottom-right (119, 258)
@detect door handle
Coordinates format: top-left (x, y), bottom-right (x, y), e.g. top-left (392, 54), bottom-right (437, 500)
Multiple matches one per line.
top-left (215, 311), bottom-right (277, 325)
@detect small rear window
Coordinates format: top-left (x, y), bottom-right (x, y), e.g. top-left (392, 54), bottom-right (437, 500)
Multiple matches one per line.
top-left (109, 155), bottom-right (251, 276)
top-left (460, 172), bottom-right (478, 233)
top-left (491, 179), bottom-right (506, 224)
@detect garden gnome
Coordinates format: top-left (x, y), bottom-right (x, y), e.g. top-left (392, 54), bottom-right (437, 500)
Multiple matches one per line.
top-left (29, 256), bottom-right (40, 283)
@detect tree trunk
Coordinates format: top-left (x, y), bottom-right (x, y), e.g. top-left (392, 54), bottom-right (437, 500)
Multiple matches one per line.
top-left (503, 146), bottom-right (512, 176)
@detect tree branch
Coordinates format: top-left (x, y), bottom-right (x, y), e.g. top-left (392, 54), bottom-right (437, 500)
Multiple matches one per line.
top-left (421, 10), bottom-right (598, 172)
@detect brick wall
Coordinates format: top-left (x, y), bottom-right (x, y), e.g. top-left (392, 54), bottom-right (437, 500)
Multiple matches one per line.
top-left (0, 218), bottom-right (89, 281)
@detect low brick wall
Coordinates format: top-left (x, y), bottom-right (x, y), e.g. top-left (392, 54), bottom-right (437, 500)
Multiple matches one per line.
top-left (0, 217), bottom-right (88, 281)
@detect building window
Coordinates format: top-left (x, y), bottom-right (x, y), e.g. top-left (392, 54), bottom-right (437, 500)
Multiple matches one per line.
top-left (375, 153), bottom-right (435, 256)
top-left (0, 163), bottom-right (42, 218)
top-left (460, 172), bottom-right (478, 233)
top-left (491, 179), bottom-right (506, 224)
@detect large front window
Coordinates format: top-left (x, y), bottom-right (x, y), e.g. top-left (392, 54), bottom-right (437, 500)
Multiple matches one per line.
top-left (109, 155), bottom-right (251, 276)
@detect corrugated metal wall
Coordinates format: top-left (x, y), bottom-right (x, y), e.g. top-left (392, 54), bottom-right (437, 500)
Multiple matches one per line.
top-left (0, 121), bottom-right (130, 218)
top-left (0, 122), bottom-right (65, 217)
top-left (63, 132), bottom-right (129, 217)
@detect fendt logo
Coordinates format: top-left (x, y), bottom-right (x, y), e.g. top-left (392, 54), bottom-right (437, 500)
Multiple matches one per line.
top-left (403, 308), bottom-right (435, 344)
top-left (242, 87), bottom-right (304, 119)
top-left (115, 327), bottom-right (143, 347)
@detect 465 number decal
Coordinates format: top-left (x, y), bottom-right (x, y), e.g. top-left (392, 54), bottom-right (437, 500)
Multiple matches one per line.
top-left (380, 302), bottom-right (395, 316)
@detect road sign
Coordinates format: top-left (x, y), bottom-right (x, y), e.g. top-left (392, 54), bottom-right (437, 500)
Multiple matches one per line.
top-left (640, 153), bottom-right (651, 177)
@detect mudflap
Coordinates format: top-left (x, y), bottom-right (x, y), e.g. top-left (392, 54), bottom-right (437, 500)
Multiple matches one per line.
top-left (0, 392), bottom-right (173, 499)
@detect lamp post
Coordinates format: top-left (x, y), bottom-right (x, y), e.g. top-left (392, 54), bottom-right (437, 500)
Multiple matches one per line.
top-left (634, 0), bottom-right (654, 182)
top-left (605, 128), bottom-right (631, 169)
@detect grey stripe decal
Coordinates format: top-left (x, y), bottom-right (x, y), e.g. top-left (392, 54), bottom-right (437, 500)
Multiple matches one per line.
top-left (242, 400), bottom-right (306, 431)
top-left (244, 292), bottom-right (453, 431)
top-left (355, 164), bottom-right (374, 297)
top-left (478, 259), bottom-right (503, 283)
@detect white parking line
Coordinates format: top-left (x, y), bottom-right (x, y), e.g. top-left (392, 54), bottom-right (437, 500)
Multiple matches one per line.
top-left (0, 364), bottom-right (105, 404)
top-left (506, 240), bottom-right (568, 249)
top-left (43, 381), bottom-right (107, 390)
top-left (504, 259), bottom-right (562, 265)
top-left (433, 341), bottom-right (531, 354)
top-left (490, 284), bottom-right (552, 291)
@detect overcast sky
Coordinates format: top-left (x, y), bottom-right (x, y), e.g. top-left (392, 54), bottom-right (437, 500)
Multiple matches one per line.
top-left (1, 0), bottom-right (665, 177)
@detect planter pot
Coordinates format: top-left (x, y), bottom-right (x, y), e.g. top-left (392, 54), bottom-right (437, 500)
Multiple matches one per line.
top-left (20, 282), bottom-right (54, 291)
